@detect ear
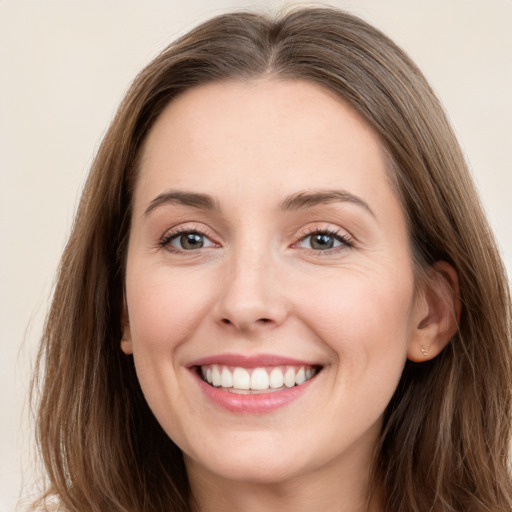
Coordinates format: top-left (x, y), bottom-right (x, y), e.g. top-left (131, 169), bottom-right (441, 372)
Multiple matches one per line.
top-left (120, 297), bottom-right (133, 355)
top-left (407, 261), bottom-right (461, 362)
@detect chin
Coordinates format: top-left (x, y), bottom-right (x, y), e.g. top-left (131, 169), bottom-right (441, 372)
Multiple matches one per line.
top-left (182, 426), bottom-right (334, 487)
top-left (188, 451), bottom-right (311, 485)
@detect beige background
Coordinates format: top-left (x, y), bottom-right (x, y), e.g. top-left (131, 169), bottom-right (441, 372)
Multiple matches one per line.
top-left (1, 0), bottom-right (510, 510)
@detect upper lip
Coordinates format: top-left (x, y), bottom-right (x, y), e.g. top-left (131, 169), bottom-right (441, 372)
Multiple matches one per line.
top-left (187, 353), bottom-right (322, 368)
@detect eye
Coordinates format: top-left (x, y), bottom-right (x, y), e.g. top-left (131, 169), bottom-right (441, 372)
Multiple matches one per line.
top-left (296, 230), bottom-right (352, 251)
top-left (161, 230), bottom-right (216, 251)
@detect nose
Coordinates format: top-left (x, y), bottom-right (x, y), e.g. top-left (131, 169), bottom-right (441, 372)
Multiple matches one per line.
top-left (213, 248), bottom-right (289, 334)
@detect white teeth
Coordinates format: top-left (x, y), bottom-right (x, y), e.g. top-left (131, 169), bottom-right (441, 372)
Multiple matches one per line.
top-left (201, 364), bottom-right (317, 392)
top-left (221, 366), bottom-right (233, 388)
top-left (250, 368), bottom-right (269, 390)
top-left (295, 367), bottom-right (306, 385)
top-left (232, 367), bottom-right (251, 390)
top-left (284, 367), bottom-right (296, 388)
top-left (212, 366), bottom-right (221, 387)
top-left (269, 367), bottom-right (284, 389)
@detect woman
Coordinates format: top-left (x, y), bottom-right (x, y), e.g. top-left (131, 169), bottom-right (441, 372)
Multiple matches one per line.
top-left (33, 6), bottom-right (512, 512)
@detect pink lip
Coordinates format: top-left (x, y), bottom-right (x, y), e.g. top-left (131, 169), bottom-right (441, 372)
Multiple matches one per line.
top-left (187, 353), bottom-right (321, 414)
top-left (187, 353), bottom-right (318, 368)
top-left (191, 370), bottom-right (317, 414)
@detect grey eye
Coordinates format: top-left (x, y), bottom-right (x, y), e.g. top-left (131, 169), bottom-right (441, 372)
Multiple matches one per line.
top-left (298, 232), bottom-right (345, 251)
top-left (310, 234), bottom-right (336, 250)
top-left (170, 232), bottom-right (215, 250)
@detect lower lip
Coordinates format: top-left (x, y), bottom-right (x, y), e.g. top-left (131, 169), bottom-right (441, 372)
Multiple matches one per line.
top-left (192, 370), bottom-right (317, 414)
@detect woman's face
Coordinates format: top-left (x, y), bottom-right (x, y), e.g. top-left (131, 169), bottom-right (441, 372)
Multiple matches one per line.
top-left (124, 79), bottom-right (427, 486)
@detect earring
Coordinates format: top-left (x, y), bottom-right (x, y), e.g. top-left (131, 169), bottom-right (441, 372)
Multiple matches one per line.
top-left (120, 337), bottom-right (133, 355)
top-left (420, 345), bottom-right (429, 357)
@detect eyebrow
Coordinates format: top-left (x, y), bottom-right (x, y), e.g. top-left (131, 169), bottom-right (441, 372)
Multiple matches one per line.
top-left (280, 190), bottom-right (375, 217)
top-left (144, 190), bottom-right (218, 216)
top-left (144, 188), bottom-right (374, 218)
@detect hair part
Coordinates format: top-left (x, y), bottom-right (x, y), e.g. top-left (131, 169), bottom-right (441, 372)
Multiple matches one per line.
top-left (33, 6), bottom-right (512, 511)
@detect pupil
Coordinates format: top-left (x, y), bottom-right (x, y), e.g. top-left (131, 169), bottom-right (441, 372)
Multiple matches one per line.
top-left (181, 233), bottom-right (203, 250)
top-left (311, 234), bottom-right (334, 250)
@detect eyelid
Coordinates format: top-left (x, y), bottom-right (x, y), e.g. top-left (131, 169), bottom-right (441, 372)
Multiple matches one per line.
top-left (291, 224), bottom-right (355, 252)
top-left (169, 232), bottom-right (216, 250)
top-left (158, 223), bottom-right (220, 252)
top-left (156, 222), bottom-right (354, 254)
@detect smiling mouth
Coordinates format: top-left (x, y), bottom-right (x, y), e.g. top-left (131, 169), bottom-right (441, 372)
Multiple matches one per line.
top-left (197, 364), bottom-right (321, 394)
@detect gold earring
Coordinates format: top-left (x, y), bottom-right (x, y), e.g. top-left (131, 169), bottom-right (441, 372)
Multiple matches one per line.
top-left (420, 345), bottom-right (429, 357)
top-left (120, 337), bottom-right (133, 355)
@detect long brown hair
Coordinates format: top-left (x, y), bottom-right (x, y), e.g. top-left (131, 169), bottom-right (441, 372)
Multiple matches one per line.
top-left (33, 7), bottom-right (512, 511)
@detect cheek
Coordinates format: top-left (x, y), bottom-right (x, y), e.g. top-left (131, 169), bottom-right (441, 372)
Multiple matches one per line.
top-left (125, 262), bottom-right (217, 359)
top-left (303, 270), bottom-right (415, 427)
top-left (124, 263), bottom-right (218, 435)
top-left (294, 267), bottom-right (415, 371)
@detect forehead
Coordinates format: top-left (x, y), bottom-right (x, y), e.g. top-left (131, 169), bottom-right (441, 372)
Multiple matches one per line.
top-left (134, 78), bottom-right (398, 217)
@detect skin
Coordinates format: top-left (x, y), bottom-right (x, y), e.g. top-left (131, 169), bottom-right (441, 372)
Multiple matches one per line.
top-left (122, 79), bottom-right (458, 512)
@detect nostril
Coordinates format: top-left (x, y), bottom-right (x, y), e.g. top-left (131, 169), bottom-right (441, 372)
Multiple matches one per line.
top-left (220, 317), bottom-right (271, 326)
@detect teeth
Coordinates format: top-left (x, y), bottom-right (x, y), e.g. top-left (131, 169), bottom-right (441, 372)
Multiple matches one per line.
top-left (250, 368), bottom-right (269, 390)
top-left (295, 367), bottom-right (306, 385)
top-left (221, 367), bottom-right (233, 388)
top-left (284, 367), bottom-right (295, 388)
top-left (269, 367), bottom-right (284, 389)
top-left (212, 366), bottom-right (221, 387)
top-left (201, 364), bottom-right (318, 392)
top-left (232, 367), bottom-right (250, 390)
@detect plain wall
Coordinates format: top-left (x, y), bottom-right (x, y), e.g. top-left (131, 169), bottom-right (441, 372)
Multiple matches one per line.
top-left (1, 0), bottom-right (510, 510)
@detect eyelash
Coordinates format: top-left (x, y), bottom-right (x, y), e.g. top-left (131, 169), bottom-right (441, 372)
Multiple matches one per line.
top-left (294, 227), bottom-right (354, 254)
top-left (158, 226), bottom-right (218, 254)
top-left (158, 226), bottom-right (354, 254)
